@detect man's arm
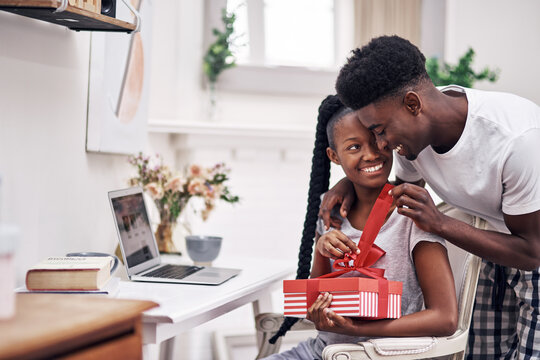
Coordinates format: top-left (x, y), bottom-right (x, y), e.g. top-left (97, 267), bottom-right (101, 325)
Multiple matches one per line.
top-left (391, 183), bottom-right (540, 270)
top-left (319, 178), bottom-right (355, 230)
top-left (319, 176), bottom-right (425, 230)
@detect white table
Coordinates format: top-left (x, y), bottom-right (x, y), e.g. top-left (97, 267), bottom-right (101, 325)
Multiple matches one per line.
top-left (115, 257), bottom-right (295, 359)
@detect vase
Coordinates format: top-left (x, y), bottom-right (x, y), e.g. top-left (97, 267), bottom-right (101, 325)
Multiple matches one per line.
top-left (207, 81), bottom-right (219, 122)
top-left (155, 222), bottom-right (178, 254)
top-left (154, 215), bottom-right (193, 255)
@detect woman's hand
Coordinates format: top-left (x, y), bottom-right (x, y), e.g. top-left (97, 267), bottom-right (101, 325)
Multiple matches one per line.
top-left (307, 293), bottom-right (356, 334)
top-left (306, 293), bottom-right (333, 329)
top-left (319, 178), bottom-right (356, 230)
top-left (316, 230), bottom-right (360, 259)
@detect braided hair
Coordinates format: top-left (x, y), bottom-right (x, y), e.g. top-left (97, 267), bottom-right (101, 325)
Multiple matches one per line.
top-left (269, 95), bottom-right (352, 344)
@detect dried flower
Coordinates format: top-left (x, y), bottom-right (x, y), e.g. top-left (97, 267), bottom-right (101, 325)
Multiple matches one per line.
top-left (145, 183), bottom-right (164, 199)
top-left (127, 152), bottom-right (239, 225)
top-left (165, 176), bottom-right (185, 192)
top-left (189, 164), bottom-right (202, 177)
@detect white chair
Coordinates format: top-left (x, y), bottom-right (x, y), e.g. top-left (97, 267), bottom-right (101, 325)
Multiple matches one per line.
top-left (255, 203), bottom-right (486, 360)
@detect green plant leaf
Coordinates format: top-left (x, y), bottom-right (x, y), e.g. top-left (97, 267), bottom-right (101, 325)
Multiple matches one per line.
top-left (203, 8), bottom-right (238, 84)
top-left (426, 48), bottom-right (500, 87)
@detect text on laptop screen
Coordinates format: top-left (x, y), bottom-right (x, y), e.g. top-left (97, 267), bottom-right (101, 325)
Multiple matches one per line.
top-left (111, 193), bottom-right (158, 267)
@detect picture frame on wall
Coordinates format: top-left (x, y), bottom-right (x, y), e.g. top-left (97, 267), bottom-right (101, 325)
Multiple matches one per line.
top-left (86, 0), bottom-right (152, 154)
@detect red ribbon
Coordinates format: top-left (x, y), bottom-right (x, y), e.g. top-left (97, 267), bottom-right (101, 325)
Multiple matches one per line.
top-left (307, 183), bottom-right (395, 317)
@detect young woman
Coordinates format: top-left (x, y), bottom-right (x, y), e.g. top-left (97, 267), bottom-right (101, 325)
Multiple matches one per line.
top-left (264, 95), bottom-right (457, 360)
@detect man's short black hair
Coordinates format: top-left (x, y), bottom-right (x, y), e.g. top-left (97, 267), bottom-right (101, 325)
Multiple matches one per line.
top-left (336, 35), bottom-right (430, 110)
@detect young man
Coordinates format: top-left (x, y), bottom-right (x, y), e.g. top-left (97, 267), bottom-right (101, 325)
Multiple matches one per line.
top-left (321, 35), bottom-right (540, 359)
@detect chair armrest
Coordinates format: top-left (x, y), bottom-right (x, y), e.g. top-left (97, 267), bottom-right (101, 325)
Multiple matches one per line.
top-left (255, 313), bottom-right (315, 333)
top-left (323, 332), bottom-right (470, 360)
top-left (254, 313), bottom-right (315, 359)
top-left (322, 343), bottom-right (370, 360)
top-left (323, 337), bottom-right (438, 360)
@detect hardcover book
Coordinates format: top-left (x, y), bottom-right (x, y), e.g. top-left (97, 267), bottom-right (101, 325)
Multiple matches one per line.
top-left (18, 277), bottom-right (121, 296)
top-left (25, 256), bottom-right (113, 291)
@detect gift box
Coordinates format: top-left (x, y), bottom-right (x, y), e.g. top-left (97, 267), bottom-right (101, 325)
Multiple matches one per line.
top-left (283, 277), bottom-right (402, 319)
top-left (283, 183), bottom-right (402, 319)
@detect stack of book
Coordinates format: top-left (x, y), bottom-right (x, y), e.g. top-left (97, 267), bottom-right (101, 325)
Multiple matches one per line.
top-left (22, 256), bottom-right (120, 296)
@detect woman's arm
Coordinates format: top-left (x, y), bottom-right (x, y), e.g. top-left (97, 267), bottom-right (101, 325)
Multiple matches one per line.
top-left (311, 233), bottom-right (332, 278)
top-left (307, 241), bottom-right (458, 337)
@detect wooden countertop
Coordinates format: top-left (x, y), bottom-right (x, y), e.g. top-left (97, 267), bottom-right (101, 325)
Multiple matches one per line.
top-left (0, 293), bottom-right (157, 359)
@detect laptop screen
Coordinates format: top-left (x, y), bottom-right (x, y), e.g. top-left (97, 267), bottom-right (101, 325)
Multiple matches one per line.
top-left (110, 191), bottom-right (159, 268)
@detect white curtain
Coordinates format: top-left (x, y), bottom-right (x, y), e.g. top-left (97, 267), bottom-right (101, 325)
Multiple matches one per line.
top-left (354, 0), bottom-right (422, 48)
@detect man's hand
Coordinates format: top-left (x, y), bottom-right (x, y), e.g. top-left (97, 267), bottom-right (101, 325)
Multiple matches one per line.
top-left (306, 293), bottom-right (354, 333)
top-left (316, 230), bottom-right (360, 260)
top-left (389, 183), bottom-right (444, 234)
top-left (319, 178), bottom-right (356, 230)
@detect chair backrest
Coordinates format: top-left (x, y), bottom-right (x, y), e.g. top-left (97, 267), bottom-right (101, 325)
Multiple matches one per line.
top-left (437, 202), bottom-right (485, 332)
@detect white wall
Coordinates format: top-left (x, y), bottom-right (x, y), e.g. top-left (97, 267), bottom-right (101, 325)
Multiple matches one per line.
top-left (445, 0), bottom-right (540, 104)
top-left (0, 13), bottom-right (175, 278)
top-left (1, 15), bottom-right (111, 281)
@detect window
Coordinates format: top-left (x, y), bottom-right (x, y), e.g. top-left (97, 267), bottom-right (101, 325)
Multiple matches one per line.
top-left (204, 0), bottom-right (352, 95)
top-left (205, 0), bottom-right (437, 96)
top-left (227, 0), bottom-right (337, 69)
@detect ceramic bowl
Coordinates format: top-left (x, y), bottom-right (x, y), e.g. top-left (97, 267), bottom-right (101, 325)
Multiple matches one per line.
top-left (185, 235), bottom-right (222, 263)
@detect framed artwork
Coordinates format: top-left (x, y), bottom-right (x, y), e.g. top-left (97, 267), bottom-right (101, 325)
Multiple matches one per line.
top-left (86, 0), bottom-right (152, 154)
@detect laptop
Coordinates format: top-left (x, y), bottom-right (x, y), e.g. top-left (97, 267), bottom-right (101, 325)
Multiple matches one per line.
top-left (108, 187), bottom-right (241, 285)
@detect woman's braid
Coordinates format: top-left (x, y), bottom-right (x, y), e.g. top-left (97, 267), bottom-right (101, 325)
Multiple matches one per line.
top-left (269, 95), bottom-right (345, 344)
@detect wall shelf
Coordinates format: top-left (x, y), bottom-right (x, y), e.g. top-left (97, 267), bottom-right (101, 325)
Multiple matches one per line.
top-left (148, 119), bottom-right (315, 140)
top-left (0, 0), bottom-right (136, 32)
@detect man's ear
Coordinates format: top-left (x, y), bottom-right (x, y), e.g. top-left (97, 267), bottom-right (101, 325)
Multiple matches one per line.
top-left (403, 91), bottom-right (422, 116)
top-left (326, 147), bottom-right (340, 165)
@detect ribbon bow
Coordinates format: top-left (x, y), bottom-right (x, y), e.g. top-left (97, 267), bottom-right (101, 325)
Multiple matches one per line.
top-left (330, 244), bottom-right (386, 278)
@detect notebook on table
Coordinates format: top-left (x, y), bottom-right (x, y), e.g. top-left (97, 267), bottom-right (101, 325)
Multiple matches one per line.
top-left (108, 187), bottom-right (241, 286)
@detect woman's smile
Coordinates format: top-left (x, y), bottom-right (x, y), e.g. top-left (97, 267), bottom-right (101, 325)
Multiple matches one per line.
top-left (359, 161), bottom-right (385, 174)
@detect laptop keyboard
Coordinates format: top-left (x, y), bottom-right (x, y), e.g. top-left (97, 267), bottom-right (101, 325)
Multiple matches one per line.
top-left (144, 264), bottom-right (202, 279)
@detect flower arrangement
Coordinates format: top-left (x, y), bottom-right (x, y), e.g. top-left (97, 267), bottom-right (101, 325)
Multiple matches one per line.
top-left (127, 153), bottom-right (239, 253)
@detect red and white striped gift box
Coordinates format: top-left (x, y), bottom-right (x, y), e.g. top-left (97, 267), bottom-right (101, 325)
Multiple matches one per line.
top-left (283, 277), bottom-right (402, 319)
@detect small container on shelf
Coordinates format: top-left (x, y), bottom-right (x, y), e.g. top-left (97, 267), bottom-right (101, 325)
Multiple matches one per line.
top-left (68, 0), bottom-right (102, 15)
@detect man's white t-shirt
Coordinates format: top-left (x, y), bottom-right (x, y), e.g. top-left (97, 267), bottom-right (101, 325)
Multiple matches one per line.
top-left (394, 85), bottom-right (540, 232)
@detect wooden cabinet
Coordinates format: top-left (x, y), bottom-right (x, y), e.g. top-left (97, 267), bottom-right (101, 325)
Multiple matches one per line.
top-left (0, 293), bottom-right (157, 359)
